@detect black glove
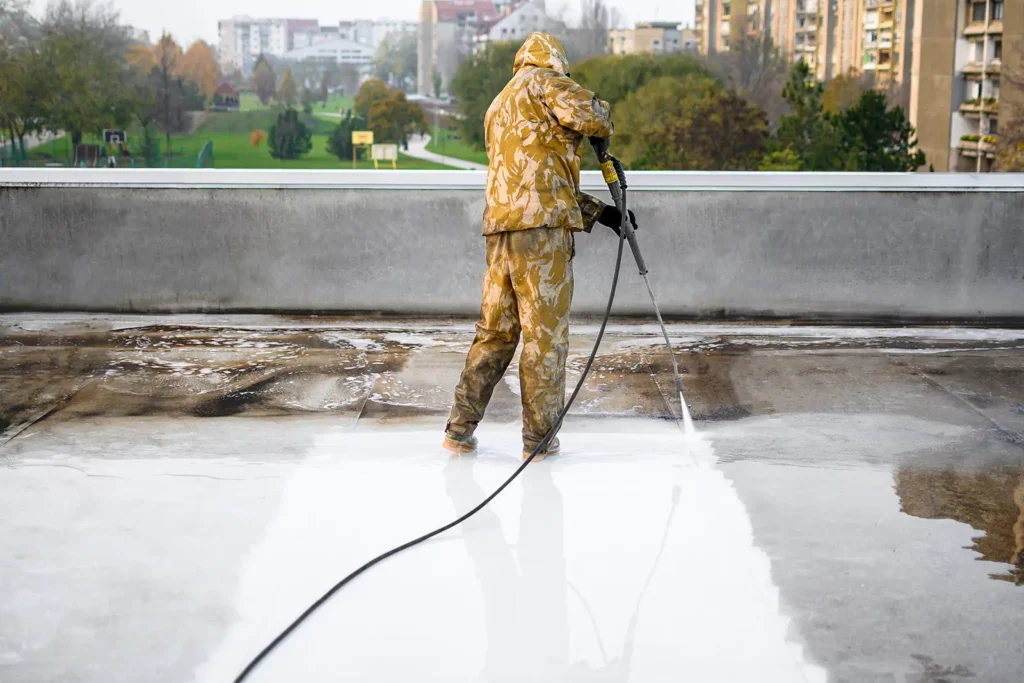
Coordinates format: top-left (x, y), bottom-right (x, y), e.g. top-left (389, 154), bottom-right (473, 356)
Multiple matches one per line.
top-left (597, 206), bottom-right (638, 236)
top-left (589, 136), bottom-right (610, 158)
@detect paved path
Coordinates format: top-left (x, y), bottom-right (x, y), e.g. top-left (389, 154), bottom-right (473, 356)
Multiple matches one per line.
top-left (403, 133), bottom-right (487, 170)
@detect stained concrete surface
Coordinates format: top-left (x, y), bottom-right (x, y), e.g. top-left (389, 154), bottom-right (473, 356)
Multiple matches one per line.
top-left (1, 315), bottom-right (1023, 682)
top-left (3, 185), bottom-right (1024, 318)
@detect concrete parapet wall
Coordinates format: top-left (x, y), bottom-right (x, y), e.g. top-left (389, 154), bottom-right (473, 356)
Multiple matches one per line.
top-left (2, 170), bottom-right (1023, 319)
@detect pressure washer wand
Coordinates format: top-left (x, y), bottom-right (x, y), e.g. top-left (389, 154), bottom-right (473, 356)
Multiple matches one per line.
top-left (591, 141), bottom-right (691, 423)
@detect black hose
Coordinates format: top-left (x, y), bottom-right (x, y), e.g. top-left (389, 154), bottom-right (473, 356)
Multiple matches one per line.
top-left (233, 227), bottom-right (629, 683)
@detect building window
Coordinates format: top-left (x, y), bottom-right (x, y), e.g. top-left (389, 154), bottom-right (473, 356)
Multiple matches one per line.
top-left (971, 2), bottom-right (986, 22)
top-left (994, 40), bottom-right (1002, 59)
top-left (991, 0), bottom-right (1003, 20)
top-left (989, 118), bottom-right (998, 134)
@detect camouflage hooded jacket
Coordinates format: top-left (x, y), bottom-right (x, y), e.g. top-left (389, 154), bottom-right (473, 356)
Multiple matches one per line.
top-left (482, 32), bottom-right (615, 235)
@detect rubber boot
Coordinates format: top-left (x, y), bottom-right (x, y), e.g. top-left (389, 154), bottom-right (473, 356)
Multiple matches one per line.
top-left (443, 433), bottom-right (479, 455)
top-left (523, 437), bottom-right (559, 462)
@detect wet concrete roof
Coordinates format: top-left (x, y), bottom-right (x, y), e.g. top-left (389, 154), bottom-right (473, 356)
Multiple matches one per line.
top-left (1, 314), bottom-right (1023, 682)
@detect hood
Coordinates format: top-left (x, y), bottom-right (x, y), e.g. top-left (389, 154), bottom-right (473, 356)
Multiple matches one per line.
top-left (513, 32), bottom-right (570, 76)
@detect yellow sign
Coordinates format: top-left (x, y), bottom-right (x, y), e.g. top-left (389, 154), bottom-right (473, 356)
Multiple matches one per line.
top-left (352, 131), bottom-right (374, 145)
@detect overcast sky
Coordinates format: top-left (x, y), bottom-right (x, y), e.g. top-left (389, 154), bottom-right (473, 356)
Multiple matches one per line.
top-left (29, 0), bottom-right (696, 46)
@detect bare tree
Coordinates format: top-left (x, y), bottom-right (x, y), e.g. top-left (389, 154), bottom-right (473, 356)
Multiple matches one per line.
top-left (560, 0), bottom-right (618, 63)
top-left (996, 44), bottom-right (1024, 171)
top-left (704, 30), bottom-right (788, 127)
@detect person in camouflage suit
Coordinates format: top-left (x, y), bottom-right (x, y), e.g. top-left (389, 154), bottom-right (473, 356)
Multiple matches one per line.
top-left (444, 32), bottom-right (637, 461)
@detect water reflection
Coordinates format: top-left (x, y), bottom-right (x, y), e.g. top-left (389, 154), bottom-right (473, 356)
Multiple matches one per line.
top-left (444, 457), bottom-right (569, 681)
top-left (895, 463), bottom-right (1024, 585)
top-left (443, 456), bottom-right (686, 682)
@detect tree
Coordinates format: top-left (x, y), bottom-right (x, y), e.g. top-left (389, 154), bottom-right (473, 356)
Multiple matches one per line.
top-left (560, 0), bottom-right (617, 63)
top-left (822, 68), bottom-right (872, 114)
top-left (150, 32), bottom-right (187, 157)
top-left (432, 67), bottom-right (442, 99)
top-left (301, 87), bottom-right (316, 114)
top-left (0, 44), bottom-right (50, 161)
top-left (126, 43), bottom-right (156, 72)
top-left (319, 74), bottom-right (329, 104)
top-left (374, 31), bottom-right (417, 90)
top-left (836, 89), bottom-right (925, 172)
top-left (38, 0), bottom-right (135, 146)
top-left (268, 108), bottom-right (312, 159)
top-left (339, 63), bottom-right (360, 98)
top-left (354, 77), bottom-right (391, 120)
top-left (704, 30), bottom-right (788, 126)
top-left (180, 40), bottom-right (218, 101)
top-left (616, 75), bottom-right (767, 170)
top-left (368, 90), bottom-right (426, 145)
top-left (277, 68), bottom-right (297, 106)
top-left (253, 55), bottom-right (276, 106)
top-left (997, 45), bottom-right (1024, 171)
top-left (450, 41), bottom-right (520, 149)
top-left (573, 52), bottom-right (713, 107)
top-left (326, 110), bottom-right (363, 162)
top-left (765, 62), bottom-right (846, 171)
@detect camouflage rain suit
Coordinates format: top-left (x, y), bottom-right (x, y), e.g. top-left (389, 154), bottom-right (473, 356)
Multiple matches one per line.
top-left (446, 32), bottom-right (615, 452)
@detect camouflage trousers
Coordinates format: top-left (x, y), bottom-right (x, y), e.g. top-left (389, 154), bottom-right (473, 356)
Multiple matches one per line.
top-left (447, 227), bottom-right (574, 451)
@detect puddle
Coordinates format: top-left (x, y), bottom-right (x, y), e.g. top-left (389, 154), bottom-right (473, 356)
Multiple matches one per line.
top-left (896, 463), bottom-right (1024, 585)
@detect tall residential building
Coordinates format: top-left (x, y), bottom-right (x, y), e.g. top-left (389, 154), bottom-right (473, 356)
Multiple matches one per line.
top-left (910, 0), bottom-right (1019, 172)
top-left (696, 0), bottom-right (770, 55)
top-left (610, 22), bottom-right (686, 55)
top-left (418, 0), bottom-right (500, 97)
top-left (218, 17), bottom-right (317, 74)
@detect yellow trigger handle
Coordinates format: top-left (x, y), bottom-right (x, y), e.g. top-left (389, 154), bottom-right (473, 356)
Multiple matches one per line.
top-left (600, 159), bottom-right (619, 185)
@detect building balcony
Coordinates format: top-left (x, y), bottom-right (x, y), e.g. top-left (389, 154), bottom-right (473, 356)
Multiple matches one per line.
top-left (962, 61), bottom-right (985, 75)
top-left (960, 98), bottom-right (983, 114)
top-left (959, 135), bottom-right (998, 158)
top-left (987, 59), bottom-right (1001, 74)
top-left (964, 23), bottom-right (987, 37)
top-left (988, 20), bottom-right (1002, 35)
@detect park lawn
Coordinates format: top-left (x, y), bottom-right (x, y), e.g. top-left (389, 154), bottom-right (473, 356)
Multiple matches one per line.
top-left (27, 130), bottom-right (454, 169)
top-left (426, 128), bottom-right (489, 166)
top-left (241, 91), bottom-right (354, 114)
top-left (203, 132), bottom-right (452, 169)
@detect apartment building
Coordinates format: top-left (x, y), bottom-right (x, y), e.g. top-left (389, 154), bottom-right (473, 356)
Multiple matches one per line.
top-left (417, 0), bottom-right (500, 96)
top-left (910, 0), bottom-right (1019, 171)
top-left (696, 0), bottom-right (768, 55)
top-left (610, 22), bottom-right (688, 56)
top-left (218, 17), bottom-right (318, 74)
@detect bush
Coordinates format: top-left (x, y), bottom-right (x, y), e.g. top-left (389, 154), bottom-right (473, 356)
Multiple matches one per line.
top-left (983, 135), bottom-right (998, 145)
top-left (961, 134), bottom-right (981, 142)
top-left (268, 109), bottom-right (313, 160)
top-left (326, 111), bottom-right (363, 162)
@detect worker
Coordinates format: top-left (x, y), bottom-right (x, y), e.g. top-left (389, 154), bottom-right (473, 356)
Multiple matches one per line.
top-left (443, 32), bottom-right (638, 461)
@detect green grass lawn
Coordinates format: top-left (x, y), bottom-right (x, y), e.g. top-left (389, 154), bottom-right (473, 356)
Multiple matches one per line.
top-left (241, 92), bottom-right (354, 114)
top-left (426, 128), bottom-right (489, 166)
top-left (204, 131), bottom-right (451, 169)
top-left (27, 130), bottom-right (454, 170)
